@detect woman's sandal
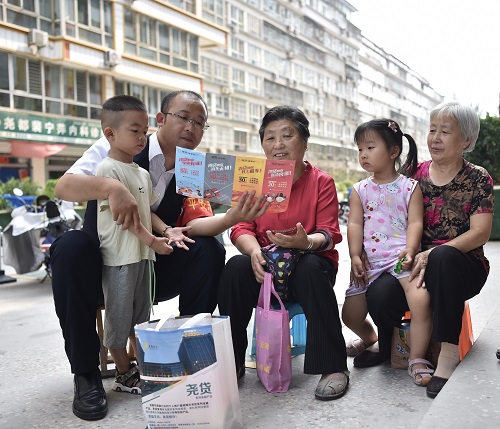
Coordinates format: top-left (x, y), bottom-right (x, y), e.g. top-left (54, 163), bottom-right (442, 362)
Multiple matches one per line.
top-left (408, 358), bottom-right (434, 386)
top-left (346, 338), bottom-right (367, 357)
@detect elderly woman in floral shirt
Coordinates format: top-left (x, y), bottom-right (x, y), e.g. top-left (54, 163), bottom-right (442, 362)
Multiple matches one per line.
top-left (351, 102), bottom-right (494, 399)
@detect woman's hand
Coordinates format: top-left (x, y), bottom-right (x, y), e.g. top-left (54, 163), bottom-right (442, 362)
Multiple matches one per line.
top-left (250, 249), bottom-right (267, 283)
top-left (225, 191), bottom-right (269, 225)
top-left (408, 248), bottom-right (433, 288)
top-left (266, 222), bottom-right (309, 249)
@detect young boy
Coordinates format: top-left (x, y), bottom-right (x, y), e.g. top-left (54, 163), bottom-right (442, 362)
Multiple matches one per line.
top-left (97, 95), bottom-right (174, 394)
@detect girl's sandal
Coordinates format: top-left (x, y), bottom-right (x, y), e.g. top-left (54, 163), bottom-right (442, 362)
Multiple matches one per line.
top-left (346, 338), bottom-right (367, 357)
top-left (408, 358), bottom-right (434, 386)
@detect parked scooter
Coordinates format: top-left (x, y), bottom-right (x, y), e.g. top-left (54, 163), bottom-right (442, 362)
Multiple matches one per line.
top-left (338, 199), bottom-right (350, 224)
top-left (338, 187), bottom-right (352, 225)
top-left (2, 189), bottom-right (82, 275)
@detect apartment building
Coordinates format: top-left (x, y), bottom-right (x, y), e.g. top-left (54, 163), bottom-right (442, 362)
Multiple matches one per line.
top-left (0, 0), bottom-right (442, 185)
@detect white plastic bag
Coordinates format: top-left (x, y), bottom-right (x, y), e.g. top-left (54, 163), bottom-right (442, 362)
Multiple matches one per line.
top-left (135, 314), bottom-right (243, 428)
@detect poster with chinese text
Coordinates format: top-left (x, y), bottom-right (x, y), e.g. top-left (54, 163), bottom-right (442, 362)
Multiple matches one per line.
top-left (175, 148), bottom-right (295, 213)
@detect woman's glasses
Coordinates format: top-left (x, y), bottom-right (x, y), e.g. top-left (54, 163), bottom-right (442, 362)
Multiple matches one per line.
top-left (163, 112), bottom-right (209, 131)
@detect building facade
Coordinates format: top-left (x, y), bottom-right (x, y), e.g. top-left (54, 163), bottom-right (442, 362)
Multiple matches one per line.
top-left (0, 0), bottom-right (442, 187)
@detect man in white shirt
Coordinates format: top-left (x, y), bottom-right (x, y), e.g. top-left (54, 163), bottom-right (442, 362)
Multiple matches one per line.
top-left (51, 90), bottom-right (267, 421)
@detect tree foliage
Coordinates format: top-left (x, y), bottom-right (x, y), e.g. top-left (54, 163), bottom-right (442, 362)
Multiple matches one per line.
top-left (464, 114), bottom-right (500, 185)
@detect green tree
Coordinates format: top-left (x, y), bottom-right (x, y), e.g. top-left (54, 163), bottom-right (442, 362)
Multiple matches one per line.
top-left (465, 114), bottom-right (500, 184)
top-left (42, 179), bottom-right (59, 200)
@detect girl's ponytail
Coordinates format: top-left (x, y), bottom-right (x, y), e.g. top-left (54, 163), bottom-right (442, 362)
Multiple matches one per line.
top-left (399, 133), bottom-right (418, 177)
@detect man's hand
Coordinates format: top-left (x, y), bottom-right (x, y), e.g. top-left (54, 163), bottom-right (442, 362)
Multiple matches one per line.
top-left (108, 180), bottom-right (140, 231)
top-left (165, 226), bottom-right (194, 251)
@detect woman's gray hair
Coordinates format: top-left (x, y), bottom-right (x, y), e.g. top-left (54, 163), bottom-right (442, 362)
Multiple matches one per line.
top-left (430, 102), bottom-right (480, 152)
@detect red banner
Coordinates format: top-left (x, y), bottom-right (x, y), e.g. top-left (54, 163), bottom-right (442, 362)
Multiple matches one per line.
top-left (10, 140), bottom-right (67, 158)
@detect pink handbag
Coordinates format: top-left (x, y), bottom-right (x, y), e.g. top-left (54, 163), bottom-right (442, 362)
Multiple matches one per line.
top-left (255, 272), bottom-right (292, 393)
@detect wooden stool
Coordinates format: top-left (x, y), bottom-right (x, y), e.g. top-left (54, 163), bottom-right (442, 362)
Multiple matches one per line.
top-left (96, 305), bottom-right (136, 378)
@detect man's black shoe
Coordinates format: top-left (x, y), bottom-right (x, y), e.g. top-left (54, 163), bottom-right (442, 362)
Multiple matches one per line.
top-left (353, 349), bottom-right (390, 368)
top-left (73, 369), bottom-right (108, 421)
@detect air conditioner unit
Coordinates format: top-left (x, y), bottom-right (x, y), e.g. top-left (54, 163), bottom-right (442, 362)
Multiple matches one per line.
top-left (27, 29), bottom-right (48, 48)
top-left (104, 50), bottom-right (121, 67)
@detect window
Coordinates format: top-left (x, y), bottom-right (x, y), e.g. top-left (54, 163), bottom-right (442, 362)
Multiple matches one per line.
top-left (213, 61), bottom-right (229, 85)
top-left (263, 80), bottom-right (302, 106)
top-left (3, 0), bottom-right (54, 34)
top-left (115, 81), bottom-right (169, 127)
top-left (232, 68), bottom-right (245, 92)
top-left (247, 14), bottom-right (260, 36)
top-left (248, 44), bottom-right (261, 66)
top-left (230, 37), bottom-right (244, 61)
top-left (248, 103), bottom-right (261, 124)
top-left (234, 130), bottom-right (247, 152)
top-left (247, 134), bottom-right (261, 154)
top-left (124, 9), bottom-right (199, 73)
top-left (248, 73), bottom-right (261, 95)
top-left (215, 126), bottom-right (231, 150)
top-left (215, 95), bottom-right (229, 118)
top-left (65, 0), bottom-right (113, 47)
top-left (167, 0), bottom-right (194, 13)
top-left (0, 52), bottom-right (9, 107)
top-left (232, 98), bottom-right (246, 121)
top-left (4, 53), bottom-right (102, 118)
top-left (335, 124), bottom-right (343, 140)
top-left (62, 68), bottom-right (102, 119)
top-left (229, 5), bottom-right (244, 30)
top-left (201, 58), bottom-right (212, 79)
top-left (202, 0), bottom-right (224, 26)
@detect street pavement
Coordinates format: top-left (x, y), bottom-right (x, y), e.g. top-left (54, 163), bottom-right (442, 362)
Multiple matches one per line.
top-left (1, 224), bottom-right (499, 428)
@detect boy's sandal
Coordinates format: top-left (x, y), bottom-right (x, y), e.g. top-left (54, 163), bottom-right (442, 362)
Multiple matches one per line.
top-left (346, 338), bottom-right (367, 357)
top-left (408, 358), bottom-right (434, 387)
top-left (112, 363), bottom-right (141, 395)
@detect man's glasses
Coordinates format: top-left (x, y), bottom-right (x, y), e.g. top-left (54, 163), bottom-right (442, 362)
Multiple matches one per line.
top-left (163, 112), bottom-right (209, 131)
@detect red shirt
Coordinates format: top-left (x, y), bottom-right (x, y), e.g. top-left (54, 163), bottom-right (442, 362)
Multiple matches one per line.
top-left (231, 161), bottom-right (342, 268)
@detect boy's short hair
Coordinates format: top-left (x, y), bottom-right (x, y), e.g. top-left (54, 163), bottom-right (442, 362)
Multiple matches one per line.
top-left (101, 95), bottom-right (147, 129)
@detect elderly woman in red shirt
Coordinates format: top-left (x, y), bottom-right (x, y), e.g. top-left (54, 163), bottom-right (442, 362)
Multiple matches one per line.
top-left (218, 105), bottom-right (349, 400)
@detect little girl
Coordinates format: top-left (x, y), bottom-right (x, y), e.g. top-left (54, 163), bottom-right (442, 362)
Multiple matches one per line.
top-left (342, 119), bottom-right (434, 386)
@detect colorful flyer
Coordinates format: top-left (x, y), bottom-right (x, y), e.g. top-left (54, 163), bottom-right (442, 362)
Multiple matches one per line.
top-left (203, 153), bottom-right (236, 206)
top-left (175, 148), bottom-right (295, 213)
top-left (175, 147), bottom-right (206, 199)
top-left (261, 159), bottom-right (295, 213)
top-left (231, 156), bottom-right (266, 206)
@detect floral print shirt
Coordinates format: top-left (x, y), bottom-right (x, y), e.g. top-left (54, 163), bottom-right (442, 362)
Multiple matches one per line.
top-left (413, 160), bottom-right (494, 270)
